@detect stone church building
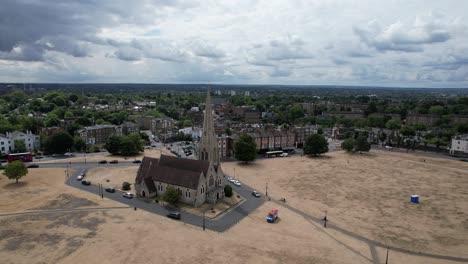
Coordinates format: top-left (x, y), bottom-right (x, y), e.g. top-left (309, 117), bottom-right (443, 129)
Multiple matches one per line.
top-left (135, 90), bottom-right (226, 206)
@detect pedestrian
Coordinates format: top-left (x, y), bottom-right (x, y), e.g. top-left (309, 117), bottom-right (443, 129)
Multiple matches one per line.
top-left (134, 206), bottom-right (137, 211)
top-left (323, 215), bottom-right (327, 228)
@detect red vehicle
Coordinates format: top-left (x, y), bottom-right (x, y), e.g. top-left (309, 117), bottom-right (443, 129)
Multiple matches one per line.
top-left (7, 152), bottom-right (33, 163)
top-left (266, 208), bottom-right (279, 223)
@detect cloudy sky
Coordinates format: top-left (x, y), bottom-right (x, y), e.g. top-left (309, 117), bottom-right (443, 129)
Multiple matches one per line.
top-left (0, 0), bottom-right (467, 87)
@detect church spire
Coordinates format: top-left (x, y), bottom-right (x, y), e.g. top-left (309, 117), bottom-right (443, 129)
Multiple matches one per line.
top-left (199, 88), bottom-right (219, 165)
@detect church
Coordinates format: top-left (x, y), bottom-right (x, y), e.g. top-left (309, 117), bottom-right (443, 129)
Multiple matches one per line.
top-left (134, 90), bottom-right (226, 206)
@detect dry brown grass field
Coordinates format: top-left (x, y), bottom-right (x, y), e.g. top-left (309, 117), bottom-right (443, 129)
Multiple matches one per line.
top-left (1, 150), bottom-right (467, 263)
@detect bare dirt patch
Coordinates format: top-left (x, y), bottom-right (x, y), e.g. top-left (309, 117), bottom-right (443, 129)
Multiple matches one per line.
top-left (223, 150), bottom-right (468, 258)
top-left (33, 193), bottom-right (99, 210)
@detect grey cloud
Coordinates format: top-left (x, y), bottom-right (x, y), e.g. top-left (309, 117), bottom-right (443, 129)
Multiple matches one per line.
top-left (423, 49), bottom-right (468, 70)
top-left (0, 0), bottom-right (183, 61)
top-left (114, 47), bottom-right (142, 61)
top-left (270, 67), bottom-right (291, 77)
top-left (190, 40), bottom-right (225, 58)
top-left (354, 19), bottom-right (452, 53)
top-left (246, 37), bottom-right (312, 67)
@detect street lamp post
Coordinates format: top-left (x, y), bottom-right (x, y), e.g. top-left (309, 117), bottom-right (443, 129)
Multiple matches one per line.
top-left (203, 209), bottom-right (206, 231)
top-left (385, 246), bottom-right (389, 264)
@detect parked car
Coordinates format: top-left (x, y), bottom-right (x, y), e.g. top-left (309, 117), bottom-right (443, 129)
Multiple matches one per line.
top-left (232, 180), bottom-right (241, 187)
top-left (133, 159), bottom-right (142, 163)
top-left (64, 152), bottom-right (73, 156)
top-left (105, 187), bottom-right (115, 193)
top-left (167, 211), bottom-right (181, 220)
top-left (76, 174), bottom-right (84, 181)
top-left (385, 145), bottom-right (393, 150)
top-left (35, 156), bottom-right (43, 159)
top-left (27, 164), bottom-right (39, 168)
top-left (98, 160), bottom-right (108, 164)
top-left (122, 192), bottom-right (133, 199)
top-left (280, 153), bottom-right (288, 157)
top-left (266, 208), bottom-right (279, 223)
top-left (227, 177), bottom-right (233, 182)
top-left (81, 180), bottom-right (91, 186)
top-left (109, 160), bottom-right (119, 164)
top-left (252, 191), bottom-right (261, 197)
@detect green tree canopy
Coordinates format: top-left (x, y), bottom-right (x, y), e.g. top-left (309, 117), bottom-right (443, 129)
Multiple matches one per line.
top-left (341, 138), bottom-right (355, 152)
top-left (105, 134), bottom-right (143, 156)
top-left (379, 132), bottom-right (387, 144)
top-left (355, 134), bottom-right (371, 152)
top-left (45, 131), bottom-right (74, 154)
top-left (3, 161), bottom-right (28, 183)
top-left (74, 136), bottom-right (86, 152)
top-left (224, 185), bottom-right (233, 197)
top-left (400, 126), bottom-right (416, 137)
top-left (105, 135), bottom-right (123, 155)
top-left (385, 119), bottom-right (401, 130)
top-left (234, 134), bottom-right (257, 163)
top-left (162, 186), bottom-right (179, 204)
top-left (304, 134), bottom-right (328, 156)
top-left (429, 105), bottom-right (448, 116)
top-left (13, 139), bottom-right (27, 153)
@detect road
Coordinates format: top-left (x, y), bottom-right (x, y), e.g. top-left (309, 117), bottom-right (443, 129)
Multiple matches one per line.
top-left (66, 167), bottom-right (266, 232)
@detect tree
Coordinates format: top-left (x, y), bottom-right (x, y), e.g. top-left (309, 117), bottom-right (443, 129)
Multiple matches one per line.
top-left (400, 126), bottom-right (416, 137)
top-left (225, 128), bottom-right (232, 136)
top-left (429, 105), bottom-right (447, 116)
top-left (182, 119), bottom-right (192, 127)
top-left (3, 161), bottom-right (28, 183)
top-left (45, 131), bottom-right (74, 154)
top-left (341, 138), bottom-right (355, 152)
top-left (74, 137), bottom-right (86, 152)
top-left (379, 132), bottom-right (387, 145)
top-left (105, 135), bottom-right (123, 155)
top-left (234, 134), bottom-right (257, 163)
top-left (368, 114), bottom-right (385, 128)
top-left (162, 186), bottom-right (179, 204)
top-left (122, 181), bottom-right (131, 191)
top-left (304, 134), bottom-right (328, 156)
top-left (224, 185), bottom-right (233, 197)
top-left (120, 137), bottom-right (136, 156)
top-left (317, 127), bottom-right (324, 135)
top-left (355, 134), bottom-right (371, 152)
top-left (385, 119), bottom-right (401, 130)
top-left (128, 133), bottom-right (144, 153)
top-left (13, 139), bottom-right (27, 153)
top-left (45, 115), bottom-right (61, 127)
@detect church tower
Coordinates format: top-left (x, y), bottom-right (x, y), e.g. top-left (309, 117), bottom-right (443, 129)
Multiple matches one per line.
top-left (199, 89), bottom-right (220, 166)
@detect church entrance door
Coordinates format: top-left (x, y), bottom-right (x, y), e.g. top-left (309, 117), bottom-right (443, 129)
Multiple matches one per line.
top-left (141, 190), bottom-right (146, 197)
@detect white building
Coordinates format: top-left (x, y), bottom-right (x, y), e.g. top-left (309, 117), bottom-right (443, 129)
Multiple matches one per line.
top-left (450, 134), bottom-right (468, 154)
top-left (0, 131), bottom-right (40, 154)
top-left (178, 127), bottom-right (202, 141)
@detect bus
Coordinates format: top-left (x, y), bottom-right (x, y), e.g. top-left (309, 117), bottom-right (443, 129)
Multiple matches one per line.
top-left (265, 150), bottom-right (284, 158)
top-left (7, 152), bottom-right (33, 163)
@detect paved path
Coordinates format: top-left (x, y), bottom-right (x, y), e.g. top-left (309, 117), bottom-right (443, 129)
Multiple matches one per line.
top-left (66, 168), bottom-right (265, 232)
top-left (271, 199), bottom-right (468, 263)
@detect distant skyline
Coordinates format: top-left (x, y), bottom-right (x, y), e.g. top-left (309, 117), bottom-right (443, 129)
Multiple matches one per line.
top-left (0, 1), bottom-right (467, 88)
